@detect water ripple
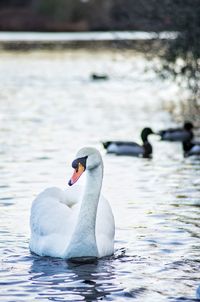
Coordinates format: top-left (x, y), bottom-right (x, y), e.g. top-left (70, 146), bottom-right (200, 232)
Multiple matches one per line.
top-left (0, 49), bottom-right (200, 301)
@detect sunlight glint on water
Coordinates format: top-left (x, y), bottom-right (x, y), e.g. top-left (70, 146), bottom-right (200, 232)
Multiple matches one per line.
top-left (0, 50), bottom-right (200, 302)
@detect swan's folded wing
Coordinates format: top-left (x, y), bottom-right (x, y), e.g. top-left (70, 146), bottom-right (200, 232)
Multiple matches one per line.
top-left (30, 187), bottom-right (78, 257)
top-left (30, 193), bottom-right (72, 237)
top-left (30, 186), bottom-right (82, 239)
top-left (96, 195), bottom-right (115, 257)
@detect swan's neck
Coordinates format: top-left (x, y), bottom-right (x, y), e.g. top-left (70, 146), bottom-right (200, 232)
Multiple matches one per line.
top-left (65, 163), bottom-right (103, 259)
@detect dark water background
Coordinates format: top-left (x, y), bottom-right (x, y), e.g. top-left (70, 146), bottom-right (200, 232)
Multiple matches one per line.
top-left (0, 49), bottom-right (200, 301)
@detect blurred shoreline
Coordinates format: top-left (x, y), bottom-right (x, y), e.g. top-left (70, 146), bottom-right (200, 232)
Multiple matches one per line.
top-left (0, 31), bottom-right (173, 51)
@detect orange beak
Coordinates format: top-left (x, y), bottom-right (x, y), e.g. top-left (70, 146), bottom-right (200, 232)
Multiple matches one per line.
top-left (68, 162), bottom-right (85, 186)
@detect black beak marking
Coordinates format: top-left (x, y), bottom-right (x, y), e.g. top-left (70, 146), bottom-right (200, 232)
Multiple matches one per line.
top-left (72, 156), bottom-right (88, 170)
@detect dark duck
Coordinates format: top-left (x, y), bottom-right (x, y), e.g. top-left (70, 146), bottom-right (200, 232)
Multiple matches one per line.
top-left (183, 140), bottom-right (200, 157)
top-left (158, 121), bottom-right (194, 142)
top-left (90, 73), bottom-right (109, 81)
top-left (102, 128), bottom-right (154, 158)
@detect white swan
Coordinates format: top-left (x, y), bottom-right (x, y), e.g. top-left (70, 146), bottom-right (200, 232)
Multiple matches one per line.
top-left (30, 147), bottom-right (115, 259)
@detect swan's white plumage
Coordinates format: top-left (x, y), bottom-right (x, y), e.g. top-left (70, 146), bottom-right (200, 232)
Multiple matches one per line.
top-left (30, 186), bottom-right (114, 258)
top-left (30, 148), bottom-right (115, 259)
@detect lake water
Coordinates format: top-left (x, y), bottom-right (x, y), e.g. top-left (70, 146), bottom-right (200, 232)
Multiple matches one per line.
top-left (0, 49), bottom-right (199, 302)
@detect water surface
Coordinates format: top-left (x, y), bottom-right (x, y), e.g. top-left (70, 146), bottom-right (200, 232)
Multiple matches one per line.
top-left (0, 49), bottom-right (200, 302)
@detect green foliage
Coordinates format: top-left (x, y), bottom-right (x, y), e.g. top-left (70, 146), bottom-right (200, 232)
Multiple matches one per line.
top-left (34, 0), bottom-right (87, 22)
top-left (158, 0), bottom-right (200, 97)
top-left (36, 0), bottom-right (58, 17)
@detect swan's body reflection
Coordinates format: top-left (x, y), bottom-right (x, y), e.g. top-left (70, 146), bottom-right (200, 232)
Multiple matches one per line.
top-left (29, 255), bottom-right (121, 301)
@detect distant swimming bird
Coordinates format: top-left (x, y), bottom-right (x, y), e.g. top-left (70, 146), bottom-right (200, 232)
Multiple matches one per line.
top-left (158, 121), bottom-right (194, 142)
top-left (30, 147), bottom-right (115, 260)
top-left (90, 73), bottom-right (109, 80)
top-left (183, 140), bottom-right (200, 157)
top-left (102, 128), bottom-right (154, 158)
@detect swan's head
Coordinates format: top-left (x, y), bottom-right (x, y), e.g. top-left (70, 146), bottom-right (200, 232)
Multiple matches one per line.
top-left (68, 147), bottom-right (102, 186)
